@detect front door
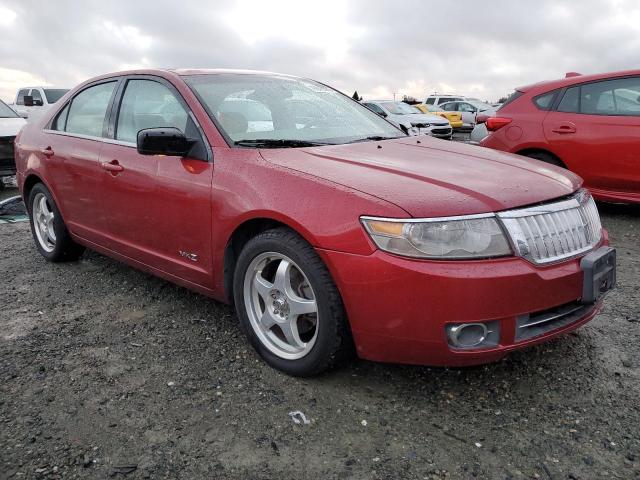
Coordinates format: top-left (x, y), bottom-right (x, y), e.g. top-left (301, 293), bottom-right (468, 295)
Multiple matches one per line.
top-left (99, 77), bottom-right (214, 288)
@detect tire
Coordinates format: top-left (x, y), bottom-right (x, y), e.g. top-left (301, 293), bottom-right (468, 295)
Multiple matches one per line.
top-left (522, 151), bottom-right (564, 168)
top-left (27, 183), bottom-right (85, 262)
top-left (233, 227), bottom-right (352, 376)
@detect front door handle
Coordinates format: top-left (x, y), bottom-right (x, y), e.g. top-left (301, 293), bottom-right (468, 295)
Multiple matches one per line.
top-left (100, 160), bottom-right (124, 173)
top-left (552, 124), bottom-right (577, 134)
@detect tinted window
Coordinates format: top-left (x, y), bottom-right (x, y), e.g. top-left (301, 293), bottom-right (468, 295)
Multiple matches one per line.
top-left (438, 97), bottom-right (455, 104)
top-left (533, 91), bottom-right (556, 110)
top-left (0, 100), bottom-right (18, 118)
top-left (43, 89), bottom-right (69, 104)
top-left (459, 102), bottom-right (475, 113)
top-left (580, 77), bottom-right (640, 116)
top-left (364, 103), bottom-right (385, 116)
top-left (31, 89), bottom-right (43, 103)
top-left (442, 102), bottom-right (458, 111)
top-left (16, 89), bottom-right (29, 106)
top-left (425, 97), bottom-right (435, 105)
top-left (498, 90), bottom-right (524, 110)
top-left (52, 103), bottom-right (70, 131)
top-left (65, 82), bottom-right (116, 137)
top-left (557, 86), bottom-right (580, 113)
top-left (116, 80), bottom-right (189, 143)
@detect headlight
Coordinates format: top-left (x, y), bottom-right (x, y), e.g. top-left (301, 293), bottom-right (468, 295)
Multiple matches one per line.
top-left (361, 215), bottom-right (512, 259)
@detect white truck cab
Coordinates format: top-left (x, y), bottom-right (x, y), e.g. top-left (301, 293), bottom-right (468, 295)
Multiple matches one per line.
top-left (11, 86), bottom-right (69, 118)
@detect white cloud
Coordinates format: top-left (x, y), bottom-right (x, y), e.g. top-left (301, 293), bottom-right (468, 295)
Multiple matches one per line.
top-left (0, 4), bottom-right (17, 27)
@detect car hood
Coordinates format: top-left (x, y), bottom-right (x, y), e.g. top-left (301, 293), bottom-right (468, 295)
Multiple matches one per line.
top-left (393, 112), bottom-right (446, 124)
top-left (260, 136), bottom-right (581, 218)
top-left (0, 117), bottom-right (26, 137)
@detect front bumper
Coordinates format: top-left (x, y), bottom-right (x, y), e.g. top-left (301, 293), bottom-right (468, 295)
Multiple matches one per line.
top-left (318, 236), bottom-right (609, 367)
top-left (428, 126), bottom-right (453, 139)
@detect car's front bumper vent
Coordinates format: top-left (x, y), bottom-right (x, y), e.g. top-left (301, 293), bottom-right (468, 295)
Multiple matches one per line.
top-left (515, 301), bottom-right (596, 341)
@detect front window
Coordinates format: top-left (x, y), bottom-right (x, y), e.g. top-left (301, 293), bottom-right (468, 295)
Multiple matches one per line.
top-left (43, 89), bottom-right (69, 104)
top-left (0, 100), bottom-right (19, 118)
top-left (184, 74), bottom-right (403, 145)
top-left (380, 101), bottom-right (421, 115)
top-left (116, 79), bottom-right (189, 143)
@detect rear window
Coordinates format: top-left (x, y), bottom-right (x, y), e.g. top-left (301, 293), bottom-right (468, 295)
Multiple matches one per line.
top-left (498, 90), bottom-right (524, 110)
top-left (532, 91), bottom-right (557, 110)
top-left (425, 97), bottom-right (435, 105)
top-left (43, 89), bottom-right (69, 104)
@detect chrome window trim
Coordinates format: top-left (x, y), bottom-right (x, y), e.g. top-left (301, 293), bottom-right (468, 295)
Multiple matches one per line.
top-left (43, 129), bottom-right (136, 148)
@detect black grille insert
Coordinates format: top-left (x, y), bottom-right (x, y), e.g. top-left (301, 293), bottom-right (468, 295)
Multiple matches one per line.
top-left (515, 301), bottom-right (595, 341)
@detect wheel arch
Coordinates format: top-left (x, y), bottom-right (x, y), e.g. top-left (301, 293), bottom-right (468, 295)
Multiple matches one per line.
top-left (515, 147), bottom-right (567, 168)
top-left (222, 215), bottom-right (319, 304)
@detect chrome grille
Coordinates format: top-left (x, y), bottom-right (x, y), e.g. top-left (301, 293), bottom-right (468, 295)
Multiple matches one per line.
top-left (498, 190), bottom-right (602, 264)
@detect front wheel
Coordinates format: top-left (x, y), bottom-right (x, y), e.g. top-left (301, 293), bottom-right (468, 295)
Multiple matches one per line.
top-left (233, 228), bottom-right (352, 376)
top-left (28, 183), bottom-right (84, 262)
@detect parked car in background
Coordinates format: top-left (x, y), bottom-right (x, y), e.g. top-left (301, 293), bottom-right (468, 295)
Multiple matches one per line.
top-left (440, 100), bottom-right (496, 128)
top-left (480, 69), bottom-right (640, 204)
top-left (15, 69), bottom-right (615, 376)
top-left (11, 87), bottom-right (69, 118)
top-left (363, 100), bottom-right (453, 138)
top-left (425, 94), bottom-right (465, 106)
top-left (414, 104), bottom-right (464, 128)
top-left (0, 99), bottom-right (27, 188)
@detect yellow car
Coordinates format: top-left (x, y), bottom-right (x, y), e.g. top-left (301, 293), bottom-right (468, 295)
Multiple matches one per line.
top-left (413, 104), bottom-right (463, 128)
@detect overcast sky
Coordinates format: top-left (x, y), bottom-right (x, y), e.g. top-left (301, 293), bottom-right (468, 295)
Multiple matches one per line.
top-left (1, 0), bottom-right (639, 103)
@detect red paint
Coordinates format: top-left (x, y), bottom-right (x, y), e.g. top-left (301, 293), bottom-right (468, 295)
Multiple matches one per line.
top-left (14, 69), bottom-right (610, 367)
top-left (481, 69), bottom-right (640, 204)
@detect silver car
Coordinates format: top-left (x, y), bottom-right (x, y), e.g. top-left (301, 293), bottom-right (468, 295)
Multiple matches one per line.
top-left (439, 100), bottom-right (496, 128)
top-left (363, 100), bottom-right (453, 139)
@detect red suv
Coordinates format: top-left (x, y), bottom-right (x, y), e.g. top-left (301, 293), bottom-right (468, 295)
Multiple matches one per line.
top-left (481, 69), bottom-right (640, 204)
top-left (15, 69), bottom-right (616, 376)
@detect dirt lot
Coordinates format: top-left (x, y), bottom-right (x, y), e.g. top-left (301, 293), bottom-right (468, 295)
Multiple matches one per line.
top-left (1, 186), bottom-right (639, 480)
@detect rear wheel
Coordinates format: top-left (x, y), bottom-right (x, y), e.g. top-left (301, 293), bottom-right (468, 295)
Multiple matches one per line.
top-left (521, 151), bottom-right (565, 168)
top-left (28, 183), bottom-right (84, 262)
top-left (233, 228), bottom-right (352, 376)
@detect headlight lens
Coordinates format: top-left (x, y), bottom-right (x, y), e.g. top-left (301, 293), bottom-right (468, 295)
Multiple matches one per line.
top-left (361, 215), bottom-right (512, 259)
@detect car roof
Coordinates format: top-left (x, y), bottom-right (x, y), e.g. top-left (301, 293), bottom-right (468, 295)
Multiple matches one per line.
top-left (516, 69), bottom-right (640, 93)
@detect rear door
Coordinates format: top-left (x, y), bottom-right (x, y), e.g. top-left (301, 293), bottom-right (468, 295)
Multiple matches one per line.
top-left (44, 80), bottom-right (119, 243)
top-left (99, 76), bottom-right (214, 287)
top-left (543, 76), bottom-right (640, 194)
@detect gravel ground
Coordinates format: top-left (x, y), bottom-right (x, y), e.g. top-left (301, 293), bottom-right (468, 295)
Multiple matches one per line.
top-left (1, 186), bottom-right (639, 480)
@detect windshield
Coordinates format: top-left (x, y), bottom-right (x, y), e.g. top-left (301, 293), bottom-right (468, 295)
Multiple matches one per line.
top-left (469, 101), bottom-right (494, 111)
top-left (380, 101), bottom-right (421, 115)
top-left (43, 89), bottom-right (69, 104)
top-left (184, 74), bottom-right (404, 145)
top-left (0, 100), bottom-right (18, 118)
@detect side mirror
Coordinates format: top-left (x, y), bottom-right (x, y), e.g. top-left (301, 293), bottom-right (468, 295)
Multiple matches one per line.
top-left (137, 127), bottom-right (195, 157)
top-left (378, 111), bottom-right (388, 118)
top-left (34, 99), bottom-right (44, 106)
top-left (23, 95), bottom-right (34, 107)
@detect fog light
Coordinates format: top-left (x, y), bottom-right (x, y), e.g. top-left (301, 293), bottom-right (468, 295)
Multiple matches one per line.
top-left (446, 320), bottom-right (500, 350)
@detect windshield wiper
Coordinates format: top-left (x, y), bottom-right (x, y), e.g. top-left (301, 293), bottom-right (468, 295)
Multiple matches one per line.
top-left (234, 139), bottom-right (333, 148)
top-left (345, 135), bottom-right (404, 144)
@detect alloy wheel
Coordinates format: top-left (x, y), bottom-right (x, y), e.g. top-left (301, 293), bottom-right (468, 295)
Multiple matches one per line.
top-left (243, 252), bottom-right (319, 360)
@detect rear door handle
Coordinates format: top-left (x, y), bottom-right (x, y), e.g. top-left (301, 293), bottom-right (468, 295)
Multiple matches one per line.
top-left (552, 124), bottom-right (577, 134)
top-left (41, 147), bottom-right (54, 157)
top-left (100, 160), bottom-right (124, 173)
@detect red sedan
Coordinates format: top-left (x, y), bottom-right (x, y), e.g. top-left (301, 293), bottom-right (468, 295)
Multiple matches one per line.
top-left (15, 69), bottom-right (615, 376)
top-left (480, 69), bottom-right (640, 204)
